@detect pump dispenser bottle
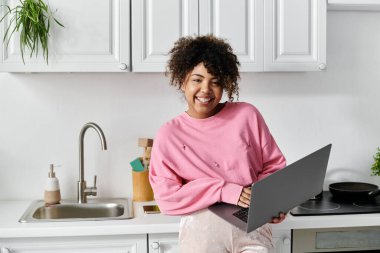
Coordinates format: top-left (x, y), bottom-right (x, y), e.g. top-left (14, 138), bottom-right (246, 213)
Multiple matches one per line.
top-left (44, 164), bottom-right (61, 205)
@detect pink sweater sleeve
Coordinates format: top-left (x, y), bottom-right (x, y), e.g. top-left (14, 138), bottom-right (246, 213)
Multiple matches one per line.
top-left (257, 135), bottom-right (287, 180)
top-left (255, 109), bottom-right (286, 181)
top-left (149, 144), bottom-right (243, 216)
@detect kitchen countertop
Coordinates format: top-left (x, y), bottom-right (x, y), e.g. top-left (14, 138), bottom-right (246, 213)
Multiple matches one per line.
top-left (1, 199), bottom-right (380, 238)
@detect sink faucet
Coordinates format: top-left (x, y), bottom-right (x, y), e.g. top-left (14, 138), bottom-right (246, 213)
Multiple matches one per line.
top-left (78, 122), bottom-right (107, 203)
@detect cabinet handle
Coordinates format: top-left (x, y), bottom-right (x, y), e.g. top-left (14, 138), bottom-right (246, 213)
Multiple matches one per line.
top-left (318, 63), bottom-right (326, 70)
top-left (283, 237), bottom-right (291, 245)
top-left (1, 247), bottom-right (11, 253)
top-left (151, 241), bottom-right (160, 249)
top-left (119, 63), bottom-right (128, 70)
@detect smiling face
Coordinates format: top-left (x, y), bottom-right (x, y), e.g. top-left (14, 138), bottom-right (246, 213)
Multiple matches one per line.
top-left (181, 62), bottom-right (223, 119)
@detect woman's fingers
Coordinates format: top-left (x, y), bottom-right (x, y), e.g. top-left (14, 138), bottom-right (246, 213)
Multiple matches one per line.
top-left (241, 191), bottom-right (251, 201)
top-left (237, 200), bottom-right (249, 208)
top-left (237, 187), bottom-right (287, 224)
top-left (243, 187), bottom-right (252, 195)
top-left (271, 212), bottom-right (287, 223)
top-left (238, 195), bottom-right (250, 206)
top-left (237, 187), bottom-right (252, 208)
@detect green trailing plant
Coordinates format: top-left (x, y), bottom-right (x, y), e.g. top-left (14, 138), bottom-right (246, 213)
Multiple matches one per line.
top-left (0, 0), bottom-right (64, 64)
top-left (371, 147), bottom-right (380, 176)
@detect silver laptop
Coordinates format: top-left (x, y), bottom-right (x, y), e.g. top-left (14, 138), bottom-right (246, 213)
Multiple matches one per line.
top-left (208, 144), bottom-right (332, 233)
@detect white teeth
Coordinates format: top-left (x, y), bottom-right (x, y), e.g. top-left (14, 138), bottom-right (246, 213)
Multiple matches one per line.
top-left (197, 97), bottom-right (212, 103)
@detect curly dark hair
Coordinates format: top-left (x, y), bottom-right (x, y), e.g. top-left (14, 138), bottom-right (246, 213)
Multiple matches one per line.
top-left (166, 35), bottom-right (240, 101)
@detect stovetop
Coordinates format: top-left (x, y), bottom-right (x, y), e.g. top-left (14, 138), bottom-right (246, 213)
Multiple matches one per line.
top-left (290, 191), bottom-right (380, 216)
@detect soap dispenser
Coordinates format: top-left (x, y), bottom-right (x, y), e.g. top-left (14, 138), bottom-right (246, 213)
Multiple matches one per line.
top-left (44, 164), bottom-right (61, 205)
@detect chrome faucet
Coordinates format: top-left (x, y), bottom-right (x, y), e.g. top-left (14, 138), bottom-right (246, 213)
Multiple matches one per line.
top-left (78, 122), bottom-right (107, 203)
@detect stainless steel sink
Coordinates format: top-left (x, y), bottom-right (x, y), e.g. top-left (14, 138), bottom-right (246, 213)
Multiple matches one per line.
top-left (19, 198), bottom-right (134, 223)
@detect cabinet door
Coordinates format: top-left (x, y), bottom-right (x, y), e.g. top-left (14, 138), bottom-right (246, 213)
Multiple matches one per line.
top-left (0, 235), bottom-right (147, 253)
top-left (199, 0), bottom-right (264, 72)
top-left (131, 0), bottom-right (198, 72)
top-left (0, 0), bottom-right (130, 72)
top-left (272, 229), bottom-right (291, 253)
top-left (148, 231), bottom-right (290, 253)
top-left (148, 233), bottom-right (179, 253)
top-left (264, 0), bottom-right (326, 71)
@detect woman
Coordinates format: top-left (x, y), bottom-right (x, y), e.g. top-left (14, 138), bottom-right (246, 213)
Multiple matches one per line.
top-left (149, 35), bottom-right (286, 253)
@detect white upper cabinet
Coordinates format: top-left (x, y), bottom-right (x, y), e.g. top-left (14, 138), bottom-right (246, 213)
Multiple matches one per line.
top-left (264, 0), bottom-right (326, 71)
top-left (199, 0), bottom-right (326, 72)
top-left (0, 0), bottom-right (326, 72)
top-left (199, 0), bottom-right (264, 71)
top-left (131, 0), bottom-right (198, 72)
top-left (0, 0), bottom-right (130, 72)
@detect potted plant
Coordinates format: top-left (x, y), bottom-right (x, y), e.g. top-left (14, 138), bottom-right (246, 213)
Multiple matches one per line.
top-left (0, 0), bottom-right (64, 64)
top-left (371, 147), bottom-right (380, 176)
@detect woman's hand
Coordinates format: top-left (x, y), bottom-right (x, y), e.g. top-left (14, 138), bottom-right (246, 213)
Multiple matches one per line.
top-left (237, 186), bottom-right (287, 224)
top-left (237, 187), bottom-right (251, 208)
top-left (271, 212), bottom-right (287, 224)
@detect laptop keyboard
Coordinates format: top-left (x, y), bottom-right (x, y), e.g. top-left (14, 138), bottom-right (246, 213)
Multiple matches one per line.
top-left (232, 208), bottom-right (248, 223)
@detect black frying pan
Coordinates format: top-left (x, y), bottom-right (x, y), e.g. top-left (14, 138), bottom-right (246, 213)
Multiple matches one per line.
top-left (329, 182), bottom-right (380, 201)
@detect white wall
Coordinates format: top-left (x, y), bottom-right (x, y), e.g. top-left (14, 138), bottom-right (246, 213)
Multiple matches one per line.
top-left (1, 11), bottom-right (380, 200)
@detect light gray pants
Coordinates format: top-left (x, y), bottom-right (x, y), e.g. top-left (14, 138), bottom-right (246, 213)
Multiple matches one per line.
top-left (179, 209), bottom-right (274, 253)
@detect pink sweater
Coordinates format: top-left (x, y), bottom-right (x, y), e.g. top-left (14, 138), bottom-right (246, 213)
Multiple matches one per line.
top-left (149, 102), bottom-right (286, 215)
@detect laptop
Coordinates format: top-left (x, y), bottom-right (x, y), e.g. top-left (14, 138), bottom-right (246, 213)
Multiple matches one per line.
top-left (208, 144), bottom-right (332, 233)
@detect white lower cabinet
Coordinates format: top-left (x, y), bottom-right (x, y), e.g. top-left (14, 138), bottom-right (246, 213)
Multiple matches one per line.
top-left (272, 229), bottom-right (291, 253)
top-left (148, 233), bottom-right (179, 253)
top-left (148, 229), bottom-right (291, 253)
top-left (0, 230), bottom-right (290, 253)
top-left (0, 235), bottom-right (147, 253)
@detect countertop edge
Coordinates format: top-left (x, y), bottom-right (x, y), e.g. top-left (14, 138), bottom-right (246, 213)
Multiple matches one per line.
top-left (1, 200), bottom-right (380, 238)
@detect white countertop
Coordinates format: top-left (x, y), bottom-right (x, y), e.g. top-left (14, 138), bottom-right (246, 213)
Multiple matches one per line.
top-left (1, 200), bottom-right (380, 238)
top-left (0, 200), bottom-right (180, 238)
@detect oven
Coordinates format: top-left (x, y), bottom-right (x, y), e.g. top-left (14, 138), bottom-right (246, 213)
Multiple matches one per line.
top-left (290, 191), bottom-right (380, 252)
top-left (293, 226), bottom-right (380, 252)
